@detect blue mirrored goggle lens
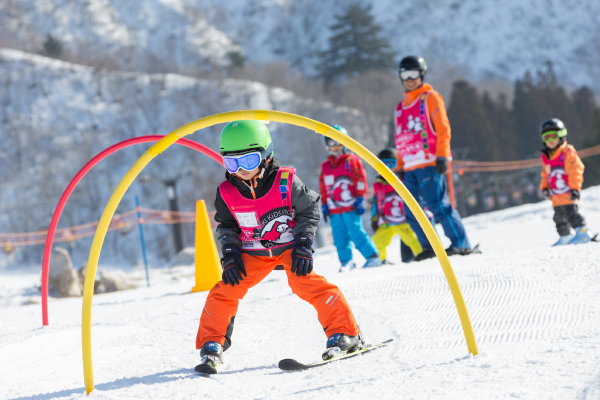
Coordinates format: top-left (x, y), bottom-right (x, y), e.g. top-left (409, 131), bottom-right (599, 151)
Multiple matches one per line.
top-left (223, 157), bottom-right (240, 172)
top-left (223, 153), bottom-right (262, 173)
top-left (382, 158), bottom-right (397, 169)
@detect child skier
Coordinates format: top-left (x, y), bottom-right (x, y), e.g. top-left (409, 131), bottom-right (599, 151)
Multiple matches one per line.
top-left (319, 125), bottom-right (382, 271)
top-left (195, 120), bottom-right (364, 373)
top-left (370, 148), bottom-right (423, 264)
top-left (538, 118), bottom-right (594, 245)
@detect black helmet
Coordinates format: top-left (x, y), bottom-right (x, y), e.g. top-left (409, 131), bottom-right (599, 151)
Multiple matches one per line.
top-left (377, 148), bottom-right (397, 160)
top-left (539, 118), bottom-right (567, 135)
top-left (399, 56), bottom-right (427, 78)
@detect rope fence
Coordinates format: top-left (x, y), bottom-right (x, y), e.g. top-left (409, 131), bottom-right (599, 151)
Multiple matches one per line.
top-left (0, 208), bottom-right (214, 248)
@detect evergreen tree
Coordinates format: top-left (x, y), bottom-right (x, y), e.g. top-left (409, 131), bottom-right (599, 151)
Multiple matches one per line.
top-left (571, 86), bottom-right (596, 144)
top-left (43, 34), bottom-right (63, 59)
top-left (535, 62), bottom-right (583, 147)
top-left (511, 72), bottom-right (545, 158)
top-left (316, 3), bottom-right (396, 83)
top-left (582, 108), bottom-right (600, 188)
top-left (447, 80), bottom-right (499, 161)
top-left (482, 92), bottom-right (516, 160)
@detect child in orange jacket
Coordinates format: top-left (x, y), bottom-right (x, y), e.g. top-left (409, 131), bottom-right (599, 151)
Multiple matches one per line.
top-left (538, 118), bottom-right (594, 245)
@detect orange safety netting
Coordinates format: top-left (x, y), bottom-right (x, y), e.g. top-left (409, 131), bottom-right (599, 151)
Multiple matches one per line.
top-left (0, 208), bottom-right (213, 247)
top-left (452, 143), bottom-right (600, 172)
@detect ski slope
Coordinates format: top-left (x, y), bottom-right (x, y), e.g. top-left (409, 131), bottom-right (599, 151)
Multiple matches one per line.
top-left (1, 187), bottom-right (600, 400)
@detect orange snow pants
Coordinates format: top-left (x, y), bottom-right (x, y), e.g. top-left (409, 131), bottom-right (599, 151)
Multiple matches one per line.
top-left (196, 249), bottom-right (360, 350)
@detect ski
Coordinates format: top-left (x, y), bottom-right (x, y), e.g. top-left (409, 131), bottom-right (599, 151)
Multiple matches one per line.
top-left (278, 339), bottom-right (393, 371)
top-left (468, 243), bottom-right (482, 254)
top-left (447, 243), bottom-right (481, 256)
top-left (194, 362), bottom-right (219, 375)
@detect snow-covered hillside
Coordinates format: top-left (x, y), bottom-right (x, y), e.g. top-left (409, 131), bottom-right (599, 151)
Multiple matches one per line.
top-left (1, 186), bottom-right (599, 399)
top-left (2, 0), bottom-right (599, 90)
top-left (0, 0), bottom-right (239, 73)
top-left (0, 47), bottom-right (381, 266)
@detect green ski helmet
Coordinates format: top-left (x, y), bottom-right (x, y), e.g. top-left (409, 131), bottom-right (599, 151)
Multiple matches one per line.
top-left (219, 120), bottom-right (274, 160)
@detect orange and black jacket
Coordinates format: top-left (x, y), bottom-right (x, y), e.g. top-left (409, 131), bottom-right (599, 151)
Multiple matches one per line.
top-left (214, 158), bottom-right (321, 252)
top-left (539, 141), bottom-right (584, 207)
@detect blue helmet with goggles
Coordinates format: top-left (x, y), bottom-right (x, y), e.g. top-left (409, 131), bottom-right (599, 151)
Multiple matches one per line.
top-left (219, 120), bottom-right (274, 174)
top-left (323, 125), bottom-right (349, 155)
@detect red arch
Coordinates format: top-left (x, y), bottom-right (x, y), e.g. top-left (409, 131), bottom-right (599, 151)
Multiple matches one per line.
top-left (41, 136), bottom-right (223, 326)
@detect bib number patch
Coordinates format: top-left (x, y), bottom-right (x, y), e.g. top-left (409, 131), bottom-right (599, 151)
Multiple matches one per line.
top-left (235, 211), bottom-right (260, 227)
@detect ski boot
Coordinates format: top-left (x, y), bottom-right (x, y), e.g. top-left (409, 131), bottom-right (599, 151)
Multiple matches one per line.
top-left (322, 332), bottom-right (366, 361)
top-left (382, 259), bottom-right (395, 266)
top-left (553, 232), bottom-right (574, 246)
top-left (414, 248), bottom-right (436, 262)
top-left (339, 260), bottom-right (356, 273)
top-left (195, 341), bottom-right (223, 374)
top-left (568, 226), bottom-right (593, 244)
top-left (446, 246), bottom-right (474, 256)
top-left (362, 255), bottom-right (383, 268)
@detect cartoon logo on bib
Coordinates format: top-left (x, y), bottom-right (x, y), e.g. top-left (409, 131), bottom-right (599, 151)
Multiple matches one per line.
top-left (549, 167), bottom-right (570, 195)
top-left (406, 115), bottom-right (423, 134)
top-left (330, 176), bottom-right (355, 208)
top-left (381, 193), bottom-right (404, 224)
top-left (252, 207), bottom-right (294, 248)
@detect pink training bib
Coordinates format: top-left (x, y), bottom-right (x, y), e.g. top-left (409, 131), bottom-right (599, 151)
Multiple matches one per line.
top-left (219, 168), bottom-right (297, 253)
top-left (395, 91), bottom-right (438, 170)
top-left (541, 152), bottom-right (570, 196)
top-left (321, 157), bottom-right (362, 214)
top-left (373, 181), bottom-right (406, 226)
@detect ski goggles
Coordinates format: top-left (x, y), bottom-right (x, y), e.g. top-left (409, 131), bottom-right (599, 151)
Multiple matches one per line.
top-left (324, 137), bottom-right (343, 147)
top-left (399, 70), bottom-right (421, 81)
top-left (381, 158), bottom-right (397, 170)
top-left (222, 151), bottom-right (262, 173)
top-left (541, 129), bottom-right (566, 143)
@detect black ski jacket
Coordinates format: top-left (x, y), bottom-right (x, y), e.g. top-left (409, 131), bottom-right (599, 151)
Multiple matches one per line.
top-left (214, 158), bottom-right (320, 256)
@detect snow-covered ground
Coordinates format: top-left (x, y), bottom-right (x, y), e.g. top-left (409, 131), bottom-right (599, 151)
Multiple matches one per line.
top-left (1, 186), bottom-right (600, 400)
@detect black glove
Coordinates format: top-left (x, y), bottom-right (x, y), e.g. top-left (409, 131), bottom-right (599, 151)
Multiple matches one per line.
top-left (435, 157), bottom-right (448, 175)
top-left (291, 235), bottom-right (314, 277)
top-left (371, 220), bottom-right (378, 232)
top-left (541, 189), bottom-right (551, 200)
top-left (397, 169), bottom-right (405, 181)
top-left (220, 245), bottom-right (246, 286)
top-left (570, 189), bottom-right (580, 200)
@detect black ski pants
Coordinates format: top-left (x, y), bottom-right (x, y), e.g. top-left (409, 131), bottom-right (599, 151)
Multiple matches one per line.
top-left (553, 204), bottom-right (585, 236)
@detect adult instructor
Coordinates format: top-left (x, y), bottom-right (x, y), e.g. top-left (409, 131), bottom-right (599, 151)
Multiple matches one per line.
top-left (394, 55), bottom-right (473, 260)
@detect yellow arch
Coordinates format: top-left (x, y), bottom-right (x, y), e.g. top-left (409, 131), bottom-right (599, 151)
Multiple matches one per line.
top-left (82, 110), bottom-right (478, 394)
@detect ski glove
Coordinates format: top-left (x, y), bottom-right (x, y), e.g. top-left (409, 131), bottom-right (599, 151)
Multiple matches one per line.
top-left (570, 189), bottom-right (580, 200)
top-left (221, 245), bottom-right (247, 286)
top-left (321, 204), bottom-right (330, 224)
top-left (353, 197), bottom-right (366, 215)
top-left (435, 157), bottom-right (448, 175)
top-left (291, 235), bottom-right (314, 277)
top-left (541, 189), bottom-right (551, 200)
